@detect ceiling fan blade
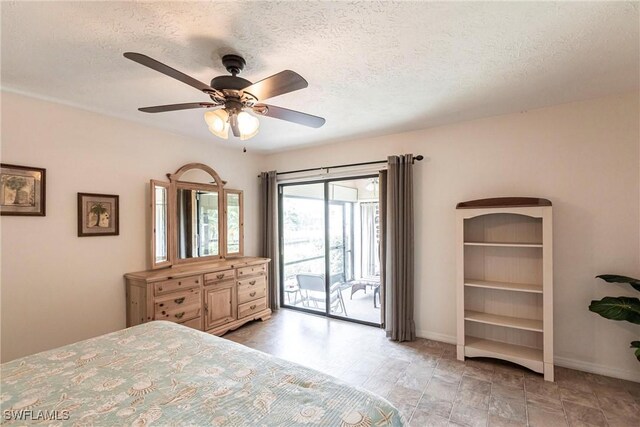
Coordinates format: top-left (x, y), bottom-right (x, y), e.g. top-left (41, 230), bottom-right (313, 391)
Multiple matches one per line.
top-left (253, 104), bottom-right (325, 128)
top-left (124, 52), bottom-right (220, 95)
top-left (242, 70), bottom-right (308, 101)
top-left (229, 114), bottom-right (241, 137)
top-left (138, 102), bottom-right (219, 113)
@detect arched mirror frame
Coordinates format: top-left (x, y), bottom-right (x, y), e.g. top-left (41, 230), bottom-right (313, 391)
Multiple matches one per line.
top-left (149, 163), bottom-right (244, 269)
top-left (169, 163), bottom-right (226, 266)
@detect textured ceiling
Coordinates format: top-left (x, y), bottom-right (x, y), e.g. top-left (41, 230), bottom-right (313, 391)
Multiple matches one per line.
top-left (2, 1), bottom-right (638, 152)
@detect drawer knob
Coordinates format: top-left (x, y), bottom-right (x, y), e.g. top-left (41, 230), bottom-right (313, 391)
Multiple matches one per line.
top-left (159, 303), bottom-right (164, 307)
top-left (249, 281), bottom-right (256, 286)
top-left (175, 312), bottom-right (185, 319)
top-left (196, 280), bottom-right (199, 284)
top-left (250, 305), bottom-right (256, 310)
top-left (249, 292), bottom-right (256, 297)
top-left (174, 297), bottom-right (185, 304)
top-left (216, 273), bottom-right (225, 279)
top-left (158, 286), bottom-right (163, 291)
top-left (178, 282), bottom-right (182, 286)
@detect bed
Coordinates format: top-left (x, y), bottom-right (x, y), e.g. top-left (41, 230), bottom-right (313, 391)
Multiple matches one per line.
top-left (1, 321), bottom-right (405, 426)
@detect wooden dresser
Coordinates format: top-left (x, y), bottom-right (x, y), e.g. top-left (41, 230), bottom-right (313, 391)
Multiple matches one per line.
top-left (124, 257), bottom-right (271, 335)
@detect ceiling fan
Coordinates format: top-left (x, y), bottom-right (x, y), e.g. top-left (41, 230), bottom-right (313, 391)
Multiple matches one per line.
top-left (123, 52), bottom-right (325, 141)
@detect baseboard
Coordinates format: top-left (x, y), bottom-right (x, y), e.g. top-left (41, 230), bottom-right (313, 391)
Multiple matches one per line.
top-left (415, 330), bottom-right (639, 382)
top-left (554, 355), bottom-right (640, 383)
top-left (416, 330), bottom-right (456, 345)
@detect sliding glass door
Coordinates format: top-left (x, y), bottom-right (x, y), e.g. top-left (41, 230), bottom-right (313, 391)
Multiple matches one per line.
top-left (279, 176), bottom-right (381, 326)
top-left (280, 183), bottom-right (326, 313)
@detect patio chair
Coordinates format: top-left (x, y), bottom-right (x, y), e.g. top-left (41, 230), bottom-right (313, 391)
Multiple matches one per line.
top-left (296, 274), bottom-right (348, 316)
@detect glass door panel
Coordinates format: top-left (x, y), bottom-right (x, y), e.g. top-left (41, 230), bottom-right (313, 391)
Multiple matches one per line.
top-left (281, 183), bottom-right (326, 313)
top-left (329, 202), bottom-right (345, 279)
top-left (328, 201), bottom-right (347, 317)
top-left (328, 179), bottom-right (381, 324)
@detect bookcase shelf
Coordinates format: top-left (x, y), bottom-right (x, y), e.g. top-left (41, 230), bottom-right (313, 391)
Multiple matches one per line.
top-left (464, 242), bottom-right (543, 248)
top-left (464, 279), bottom-right (543, 294)
top-left (464, 310), bottom-right (543, 332)
top-left (465, 336), bottom-right (544, 373)
top-left (456, 198), bottom-right (554, 381)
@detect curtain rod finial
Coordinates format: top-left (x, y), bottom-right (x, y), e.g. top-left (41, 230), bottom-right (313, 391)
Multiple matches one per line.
top-left (414, 155), bottom-right (424, 161)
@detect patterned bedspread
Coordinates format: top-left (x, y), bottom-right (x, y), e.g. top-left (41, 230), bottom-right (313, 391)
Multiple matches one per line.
top-left (1, 321), bottom-right (405, 426)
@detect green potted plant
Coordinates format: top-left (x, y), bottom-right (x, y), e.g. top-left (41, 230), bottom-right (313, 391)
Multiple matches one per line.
top-left (589, 275), bottom-right (640, 361)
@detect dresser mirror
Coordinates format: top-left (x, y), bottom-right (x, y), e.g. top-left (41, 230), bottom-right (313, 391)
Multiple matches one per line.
top-left (225, 190), bottom-right (244, 256)
top-left (149, 163), bottom-right (244, 269)
top-left (176, 183), bottom-right (220, 260)
top-left (150, 180), bottom-right (170, 269)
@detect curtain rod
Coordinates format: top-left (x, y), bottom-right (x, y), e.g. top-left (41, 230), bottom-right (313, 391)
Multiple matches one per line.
top-left (259, 155), bottom-right (424, 178)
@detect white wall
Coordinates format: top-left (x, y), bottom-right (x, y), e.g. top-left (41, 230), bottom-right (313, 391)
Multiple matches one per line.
top-left (0, 91), bottom-right (263, 362)
top-left (264, 93), bottom-right (640, 381)
top-left (2, 91), bottom-right (638, 381)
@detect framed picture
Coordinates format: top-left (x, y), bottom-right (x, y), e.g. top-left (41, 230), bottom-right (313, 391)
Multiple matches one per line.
top-left (77, 193), bottom-right (119, 237)
top-left (0, 163), bottom-right (46, 216)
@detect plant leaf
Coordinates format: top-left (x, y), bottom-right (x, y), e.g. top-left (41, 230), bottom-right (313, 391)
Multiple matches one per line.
top-left (589, 297), bottom-right (640, 324)
top-left (596, 275), bottom-right (640, 292)
top-left (632, 342), bottom-right (640, 362)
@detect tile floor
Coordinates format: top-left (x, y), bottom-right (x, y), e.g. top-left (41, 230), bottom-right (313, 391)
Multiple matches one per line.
top-left (225, 309), bottom-right (640, 427)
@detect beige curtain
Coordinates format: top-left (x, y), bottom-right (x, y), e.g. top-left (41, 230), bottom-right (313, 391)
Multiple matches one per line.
top-left (260, 171), bottom-right (279, 310)
top-left (384, 155), bottom-right (415, 341)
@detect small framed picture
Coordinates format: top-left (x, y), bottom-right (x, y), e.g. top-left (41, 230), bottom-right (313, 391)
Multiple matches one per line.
top-left (77, 193), bottom-right (119, 237)
top-left (0, 164), bottom-right (46, 216)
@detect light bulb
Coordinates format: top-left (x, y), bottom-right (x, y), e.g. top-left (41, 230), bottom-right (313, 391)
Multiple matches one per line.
top-left (211, 118), bottom-right (224, 132)
top-left (237, 111), bottom-right (260, 140)
top-left (204, 110), bottom-right (229, 139)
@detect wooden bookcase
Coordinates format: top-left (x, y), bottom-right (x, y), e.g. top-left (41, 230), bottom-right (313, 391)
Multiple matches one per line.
top-left (456, 198), bottom-right (553, 381)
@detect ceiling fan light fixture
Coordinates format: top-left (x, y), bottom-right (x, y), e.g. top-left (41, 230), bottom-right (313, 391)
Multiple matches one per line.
top-left (125, 52), bottom-right (325, 143)
top-left (237, 111), bottom-right (260, 141)
top-left (204, 109), bottom-right (230, 139)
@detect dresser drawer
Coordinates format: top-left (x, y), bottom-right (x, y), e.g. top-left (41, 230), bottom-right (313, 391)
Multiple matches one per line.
top-left (204, 269), bottom-right (235, 284)
top-left (154, 275), bottom-right (200, 296)
top-left (238, 297), bottom-right (267, 319)
top-left (238, 280), bottom-right (267, 304)
top-left (237, 263), bottom-right (267, 278)
top-left (154, 288), bottom-right (201, 315)
top-left (156, 304), bottom-right (201, 323)
top-left (238, 275), bottom-right (266, 288)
